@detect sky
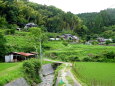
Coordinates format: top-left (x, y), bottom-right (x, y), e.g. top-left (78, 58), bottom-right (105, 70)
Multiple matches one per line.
top-left (29, 0), bottom-right (115, 14)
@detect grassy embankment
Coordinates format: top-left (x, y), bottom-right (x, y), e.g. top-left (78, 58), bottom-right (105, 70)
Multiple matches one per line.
top-left (0, 60), bottom-right (54, 86)
top-left (0, 62), bottom-right (23, 86)
top-left (72, 62), bottom-right (115, 86)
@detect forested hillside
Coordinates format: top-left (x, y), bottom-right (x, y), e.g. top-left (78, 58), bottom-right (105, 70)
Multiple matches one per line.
top-left (0, 0), bottom-right (83, 33)
top-left (77, 8), bottom-right (115, 38)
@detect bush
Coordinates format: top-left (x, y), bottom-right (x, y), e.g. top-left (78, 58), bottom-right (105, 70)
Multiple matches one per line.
top-left (103, 51), bottom-right (115, 59)
top-left (82, 57), bottom-right (91, 62)
top-left (62, 41), bottom-right (68, 46)
top-left (87, 51), bottom-right (115, 62)
top-left (22, 59), bottom-right (41, 86)
top-left (42, 44), bottom-right (51, 50)
top-left (112, 37), bottom-right (115, 43)
top-left (105, 40), bottom-right (111, 45)
top-left (5, 29), bottom-right (15, 35)
top-left (92, 41), bottom-right (99, 45)
top-left (69, 56), bottom-right (80, 62)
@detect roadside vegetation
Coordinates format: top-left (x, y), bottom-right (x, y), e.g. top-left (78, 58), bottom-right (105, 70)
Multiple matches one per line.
top-left (22, 59), bottom-right (41, 86)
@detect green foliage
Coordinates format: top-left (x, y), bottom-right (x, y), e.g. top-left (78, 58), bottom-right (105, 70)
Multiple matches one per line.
top-left (29, 27), bottom-right (42, 38)
top-left (5, 34), bottom-right (36, 54)
top-left (102, 30), bottom-right (115, 38)
top-left (0, 32), bottom-right (6, 61)
top-left (0, 0), bottom-right (82, 34)
top-left (112, 37), bottom-right (115, 43)
top-left (69, 56), bottom-right (80, 62)
top-left (62, 41), bottom-right (68, 46)
top-left (78, 8), bottom-right (115, 38)
top-left (22, 59), bottom-right (41, 85)
top-left (103, 51), bottom-right (115, 59)
top-left (82, 51), bottom-right (115, 62)
top-left (5, 29), bottom-right (15, 35)
top-left (46, 32), bottom-right (59, 38)
top-left (105, 40), bottom-right (111, 45)
top-left (82, 57), bottom-right (91, 62)
top-left (92, 41), bottom-right (99, 45)
top-left (53, 64), bottom-right (64, 86)
top-left (29, 27), bottom-right (47, 43)
top-left (0, 16), bottom-right (8, 29)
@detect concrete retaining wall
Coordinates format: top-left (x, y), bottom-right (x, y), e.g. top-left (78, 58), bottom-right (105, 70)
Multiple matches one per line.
top-left (5, 78), bottom-right (29, 86)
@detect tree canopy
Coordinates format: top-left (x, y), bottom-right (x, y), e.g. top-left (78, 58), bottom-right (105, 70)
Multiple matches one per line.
top-left (0, 0), bottom-right (83, 34)
top-left (77, 8), bottom-right (115, 38)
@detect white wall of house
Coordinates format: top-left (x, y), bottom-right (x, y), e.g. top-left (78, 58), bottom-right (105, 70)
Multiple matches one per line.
top-left (49, 38), bottom-right (60, 41)
top-left (5, 54), bottom-right (13, 62)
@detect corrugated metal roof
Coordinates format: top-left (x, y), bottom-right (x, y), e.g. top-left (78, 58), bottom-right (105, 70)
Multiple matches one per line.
top-left (17, 52), bottom-right (34, 56)
top-left (12, 52), bottom-right (35, 56)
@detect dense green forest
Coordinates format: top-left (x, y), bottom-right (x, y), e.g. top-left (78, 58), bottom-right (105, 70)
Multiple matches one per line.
top-left (77, 9), bottom-right (115, 38)
top-left (1, 0), bottom-right (115, 38)
top-left (0, 0), bottom-right (83, 33)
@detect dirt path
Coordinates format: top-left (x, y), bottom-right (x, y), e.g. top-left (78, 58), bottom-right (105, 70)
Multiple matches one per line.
top-left (68, 67), bottom-right (81, 86)
top-left (44, 59), bottom-right (82, 86)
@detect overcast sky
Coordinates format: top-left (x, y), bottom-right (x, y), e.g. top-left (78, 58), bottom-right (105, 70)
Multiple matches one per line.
top-left (29, 0), bottom-right (115, 14)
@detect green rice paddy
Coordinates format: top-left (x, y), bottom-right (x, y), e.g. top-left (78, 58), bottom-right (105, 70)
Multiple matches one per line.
top-left (73, 62), bottom-right (115, 86)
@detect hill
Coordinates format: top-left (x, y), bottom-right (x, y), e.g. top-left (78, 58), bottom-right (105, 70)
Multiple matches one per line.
top-left (0, 0), bottom-right (82, 33)
top-left (77, 8), bottom-right (115, 38)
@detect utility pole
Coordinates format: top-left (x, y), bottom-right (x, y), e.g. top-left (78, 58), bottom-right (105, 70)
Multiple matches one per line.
top-left (40, 39), bottom-right (42, 66)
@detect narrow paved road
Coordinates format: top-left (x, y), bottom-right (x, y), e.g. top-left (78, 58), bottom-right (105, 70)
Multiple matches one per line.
top-left (44, 59), bottom-right (82, 86)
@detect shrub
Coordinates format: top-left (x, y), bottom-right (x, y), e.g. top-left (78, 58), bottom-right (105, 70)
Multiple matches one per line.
top-left (105, 40), bottom-right (111, 45)
top-left (112, 37), bottom-right (115, 43)
top-left (92, 41), bottom-right (99, 45)
top-left (69, 56), bottom-right (80, 62)
top-left (22, 59), bottom-right (41, 86)
top-left (88, 51), bottom-right (115, 62)
top-left (62, 41), bottom-right (68, 46)
top-left (5, 29), bottom-right (15, 35)
top-left (82, 57), bottom-right (91, 62)
top-left (42, 44), bottom-right (51, 50)
top-left (103, 51), bottom-right (115, 59)
top-left (59, 54), bottom-right (67, 61)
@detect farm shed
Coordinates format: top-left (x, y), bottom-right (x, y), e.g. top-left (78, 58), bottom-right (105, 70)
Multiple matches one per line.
top-left (5, 52), bottom-right (36, 62)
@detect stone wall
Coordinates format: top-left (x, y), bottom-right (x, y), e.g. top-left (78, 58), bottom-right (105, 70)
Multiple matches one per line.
top-left (5, 78), bottom-right (29, 86)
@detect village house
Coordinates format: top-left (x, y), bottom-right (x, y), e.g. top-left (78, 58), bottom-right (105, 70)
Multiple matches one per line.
top-left (49, 38), bottom-right (60, 41)
top-left (97, 37), bottom-right (112, 44)
top-left (24, 23), bottom-right (38, 29)
top-left (5, 52), bottom-right (37, 62)
top-left (60, 34), bottom-right (79, 42)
